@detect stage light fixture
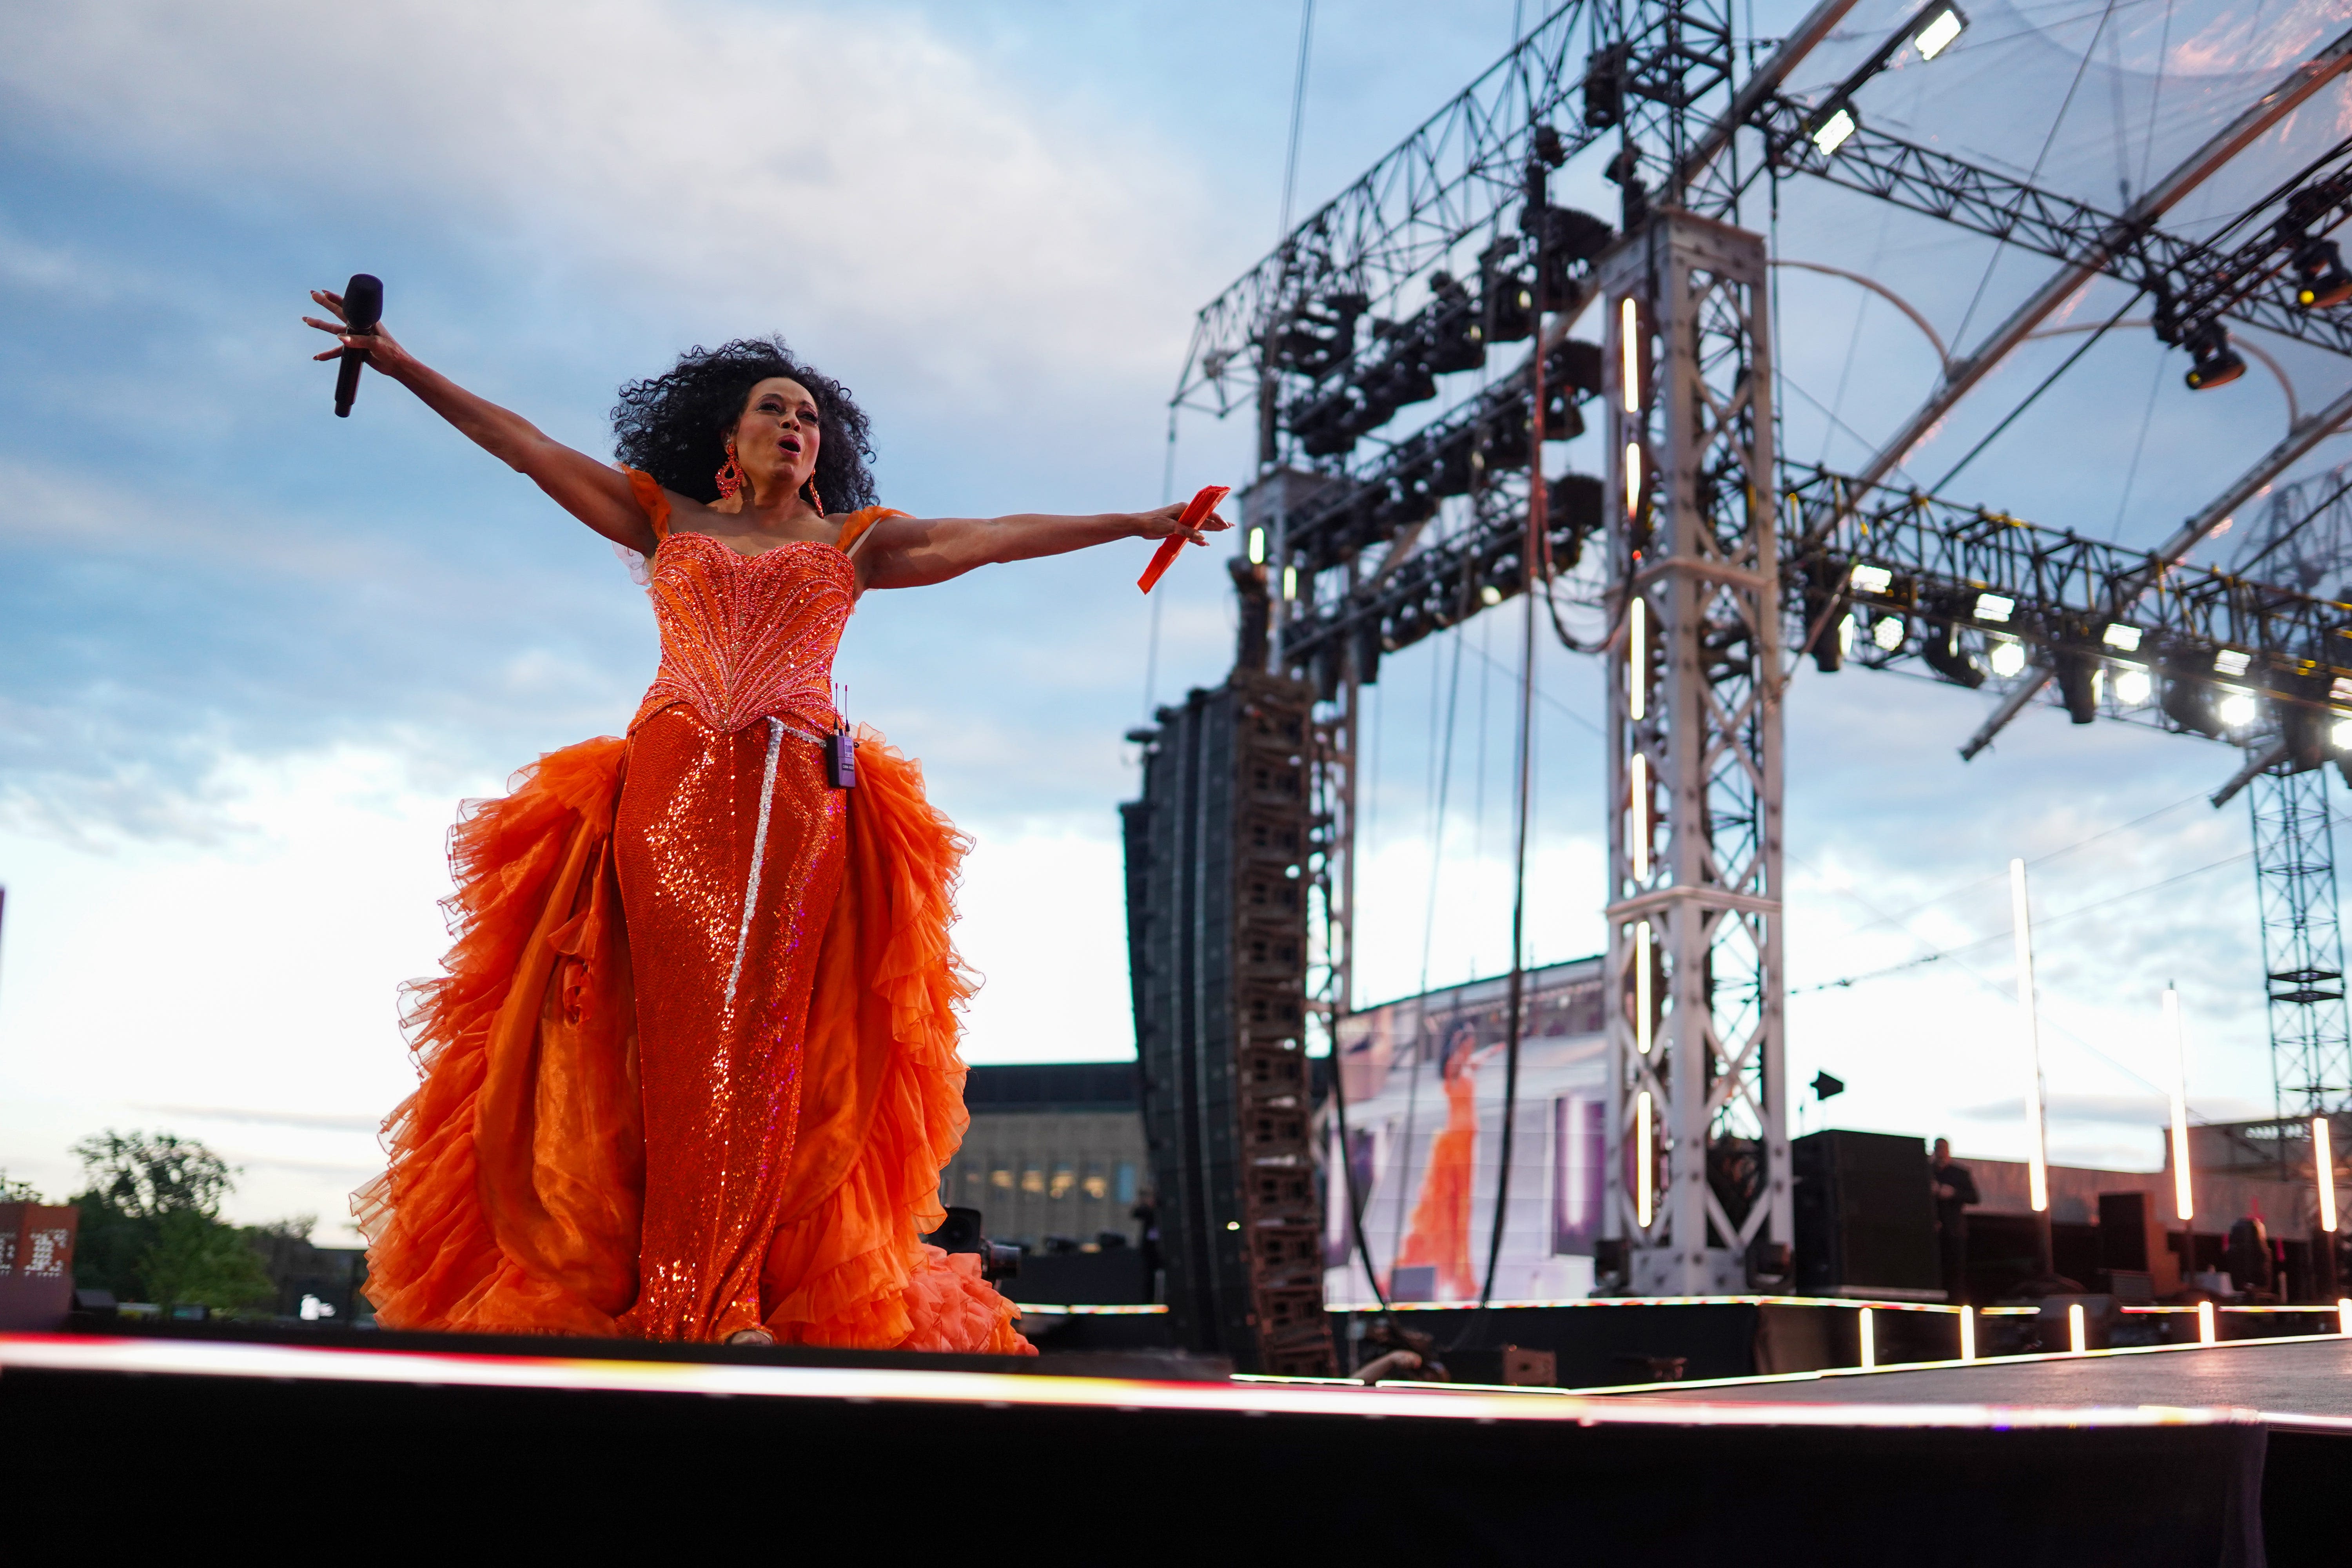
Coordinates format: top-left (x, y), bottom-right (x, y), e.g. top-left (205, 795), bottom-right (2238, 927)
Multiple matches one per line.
top-left (1911, 2), bottom-right (1967, 60)
top-left (2217, 688), bottom-right (2257, 728)
top-left (2334, 675), bottom-right (2352, 704)
top-left (1849, 563), bottom-right (1893, 594)
top-left (2102, 622), bottom-right (2142, 652)
top-left (2183, 325), bottom-right (2245, 391)
top-left (1808, 103), bottom-right (1858, 156)
top-left (1872, 614), bottom-right (1904, 651)
top-left (1973, 592), bottom-right (2014, 623)
top-left (2214, 648), bottom-right (2251, 677)
top-left (2053, 650), bottom-right (2098, 723)
top-left (1988, 637), bottom-right (2026, 679)
top-left (1481, 583), bottom-right (1503, 606)
top-left (2294, 238), bottom-right (2352, 311)
top-left (2112, 665), bottom-right (2151, 705)
top-left (2334, 713), bottom-right (2352, 750)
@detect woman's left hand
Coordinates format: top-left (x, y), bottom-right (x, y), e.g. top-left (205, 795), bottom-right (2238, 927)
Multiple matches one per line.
top-left (1134, 500), bottom-right (1234, 548)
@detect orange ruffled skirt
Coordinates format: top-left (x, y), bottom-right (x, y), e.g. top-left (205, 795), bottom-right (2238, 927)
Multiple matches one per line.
top-left (354, 715), bottom-right (1030, 1354)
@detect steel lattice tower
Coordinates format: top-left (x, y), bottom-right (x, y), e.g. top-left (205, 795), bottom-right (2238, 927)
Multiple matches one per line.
top-left (2249, 768), bottom-right (2352, 1114)
top-left (1600, 211), bottom-right (1789, 1294)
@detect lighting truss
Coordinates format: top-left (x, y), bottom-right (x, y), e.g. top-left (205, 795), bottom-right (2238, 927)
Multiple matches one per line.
top-left (1785, 466), bottom-right (2352, 754)
top-left (1171, 1), bottom-right (1605, 417)
top-left (1746, 112), bottom-right (2352, 364)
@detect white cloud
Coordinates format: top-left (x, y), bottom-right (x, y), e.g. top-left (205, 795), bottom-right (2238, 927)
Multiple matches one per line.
top-left (0, 0), bottom-right (1221, 405)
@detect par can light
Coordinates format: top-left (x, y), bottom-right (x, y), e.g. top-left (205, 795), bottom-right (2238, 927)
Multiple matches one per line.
top-left (1988, 638), bottom-right (2026, 679)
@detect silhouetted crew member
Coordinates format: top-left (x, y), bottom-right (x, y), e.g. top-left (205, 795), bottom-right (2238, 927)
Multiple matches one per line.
top-left (1932, 1138), bottom-right (1979, 1303)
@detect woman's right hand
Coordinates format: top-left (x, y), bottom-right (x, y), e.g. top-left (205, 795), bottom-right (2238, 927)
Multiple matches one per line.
top-left (302, 288), bottom-right (417, 381)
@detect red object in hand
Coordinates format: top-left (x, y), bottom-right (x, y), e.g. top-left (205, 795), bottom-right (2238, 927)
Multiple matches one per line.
top-left (1137, 485), bottom-right (1232, 593)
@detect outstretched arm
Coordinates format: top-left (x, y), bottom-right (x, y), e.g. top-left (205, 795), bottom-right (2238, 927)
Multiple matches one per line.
top-left (304, 290), bottom-right (659, 555)
top-left (858, 503), bottom-right (1232, 591)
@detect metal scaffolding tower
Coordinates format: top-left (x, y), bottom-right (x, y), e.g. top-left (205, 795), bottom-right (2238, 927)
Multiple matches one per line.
top-left (2250, 769), bottom-right (2352, 1116)
top-left (1601, 211), bottom-right (1788, 1293)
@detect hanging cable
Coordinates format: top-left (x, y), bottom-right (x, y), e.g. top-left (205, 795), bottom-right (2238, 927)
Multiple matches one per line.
top-left (1386, 624), bottom-right (1468, 1273)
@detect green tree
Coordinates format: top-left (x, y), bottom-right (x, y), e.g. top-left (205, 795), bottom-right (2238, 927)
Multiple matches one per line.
top-left (68, 1130), bottom-right (274, 1312)
top-left (0, 1171), bottom-right (41, 1202)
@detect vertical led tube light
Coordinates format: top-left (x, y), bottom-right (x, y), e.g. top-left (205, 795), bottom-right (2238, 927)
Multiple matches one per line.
top-left (1634, 922), bottom-right (1653, 1054)
top-left (1858, 1307), bottom-right (1876, 1371)
top-left (2197, 1300), bottom-right (2216, 1345)
top-left (2067, 1302), bottom-right (2086, 1355)
top-left (2318, 1116), bottom-right (2338, 1234)
top-left (1620, 297), bottom-right (1641, 413)
top-left (2166, 986), bottom-right (2194, 1223)
top-left (1630, 754), bottom-right (1649, 880)
top-left (2337, 1298), bottom-right (2351, 1336)
top-left (1629, 596), bottom-right (1647, 720)
top-left (2010, 859), bottom-right (2049, 1213)
top-left (1635, 1090), bottom-right (1654, 1228)
top-left (1958, 1305), bottom-right (1976, 1363)
top-left (1624, 443), bottom-right (1643, 517)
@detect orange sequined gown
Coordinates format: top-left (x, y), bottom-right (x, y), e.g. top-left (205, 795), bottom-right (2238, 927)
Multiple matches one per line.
top-left (354, 471), bottom-right (1030, 1352)
top-left (1394, 1037), bottom-right (1481, 1302)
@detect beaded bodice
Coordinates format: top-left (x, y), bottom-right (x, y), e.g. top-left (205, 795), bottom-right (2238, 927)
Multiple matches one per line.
top-left (630, 532), bottom-right (855, 737)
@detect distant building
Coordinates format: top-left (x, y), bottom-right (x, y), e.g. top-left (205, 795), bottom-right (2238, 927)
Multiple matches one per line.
top-left (941, 1064), bottom-right (1147, 1250)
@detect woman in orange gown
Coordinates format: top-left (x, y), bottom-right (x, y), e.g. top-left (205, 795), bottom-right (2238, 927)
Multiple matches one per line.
top-left (305, 299), bottom-right (1227, 1348)
top-left (1394, 1031), bottom-right (1502, 1303)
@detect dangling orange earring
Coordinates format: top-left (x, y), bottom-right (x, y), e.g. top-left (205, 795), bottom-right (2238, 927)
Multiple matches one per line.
top-left (804, 480), bottom-right (826, 516)
top-left (715, 445), bottom-right (745, 500)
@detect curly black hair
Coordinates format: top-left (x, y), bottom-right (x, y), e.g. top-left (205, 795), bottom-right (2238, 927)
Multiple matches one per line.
top-left (610, 336), bottom-right (877, 510)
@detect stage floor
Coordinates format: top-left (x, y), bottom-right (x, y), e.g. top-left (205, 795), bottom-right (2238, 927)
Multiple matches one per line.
top-left (1597, 1331), bottom-right (2352, 1425)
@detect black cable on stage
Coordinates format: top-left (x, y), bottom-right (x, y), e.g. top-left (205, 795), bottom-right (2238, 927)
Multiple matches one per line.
top-left (1323, 1019), bottom-right (1391, 1326)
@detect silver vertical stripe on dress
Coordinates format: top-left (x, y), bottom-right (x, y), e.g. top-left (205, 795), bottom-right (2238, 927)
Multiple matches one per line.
top-left (724, 716), bottom-right (786, 1009)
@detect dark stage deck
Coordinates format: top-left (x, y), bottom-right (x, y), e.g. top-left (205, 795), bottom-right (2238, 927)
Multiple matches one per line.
top-left (0, 1326), bottom-right (2313, 1563)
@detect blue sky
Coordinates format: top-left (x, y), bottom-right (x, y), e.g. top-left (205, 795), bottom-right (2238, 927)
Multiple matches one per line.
top-left (2, 0), bottom-right (2348, 1232)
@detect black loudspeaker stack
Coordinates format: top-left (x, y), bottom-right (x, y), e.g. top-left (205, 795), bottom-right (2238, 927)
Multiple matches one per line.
top-left (1792, 1130), bottom-right (1941, 1299)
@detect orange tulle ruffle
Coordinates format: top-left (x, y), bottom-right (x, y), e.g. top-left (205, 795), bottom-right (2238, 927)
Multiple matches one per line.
top-left (355, 728), bottom-right (1029, 1354)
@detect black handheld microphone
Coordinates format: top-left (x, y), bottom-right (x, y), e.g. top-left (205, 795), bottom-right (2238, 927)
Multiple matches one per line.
top-left (333, 273), bottom-right (384, 417)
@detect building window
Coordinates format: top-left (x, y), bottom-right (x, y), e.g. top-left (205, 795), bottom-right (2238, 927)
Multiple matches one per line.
top-left (1021, 1168), bottom-right (1045, 1195)
top-left (1049, 1165), bottom-right (1076, 1200)
top-left (1115, 1162), bottom-right (1137, 1205)
top-left (1082, 1166), bottom-right (1107, 1202)
top-left (991, 1169), bottom-right (1014, 1191)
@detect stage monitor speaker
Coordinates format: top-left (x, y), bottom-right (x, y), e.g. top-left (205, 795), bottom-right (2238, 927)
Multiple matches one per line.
top-left (1792, 1130), bottom-right (1938, 1298)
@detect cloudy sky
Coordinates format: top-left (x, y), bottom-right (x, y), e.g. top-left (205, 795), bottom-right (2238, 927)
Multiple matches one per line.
top-left (2, 0), bottom-right (2347, 1234)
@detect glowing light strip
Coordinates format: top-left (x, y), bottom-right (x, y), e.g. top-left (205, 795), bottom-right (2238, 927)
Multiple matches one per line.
top-left (2068, 1303), bottom-right (2087, 1355)
top-left (1562, 1324), bottom-right (2352, 1397)
top-left (0, 1334), bottom-right (2243, 1432)
top-left (1324, 1296), bottom-right (2033, 1315)
top-left (2319, 1116), bottom-right (2338, 1233)
top-left (2011, 859), bottom-right (2049, 1212)
top-left (1634, 922), bottom-right (1653, 1055)
top-left (1619, 297), bottom-right (1640, 413)
top-left (1630, 754), bottom-right (1650, 880)
top-left (1011, 1303), bottom-right (1168, 1316)
top-left (1636, 1089), bottom-right (1655, 1228)
top-left (2122, 1303), bottom-right (2350, 1315)
top-left (2198, 1301), bottom-right (2217, 1344)
top-left (2167, 986), bottom-right (2194, 1222)
top-left (1958, 1305), bottom-right (1976, 1362)
top-left (1624, 441), bottom-right (1644, 518)
top-left (1628, 595), bottom-right (1647, 719)
top-left (1858, 1307), bottom-right (1876, 1371)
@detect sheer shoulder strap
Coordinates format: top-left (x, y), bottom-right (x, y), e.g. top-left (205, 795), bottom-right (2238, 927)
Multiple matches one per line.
top-left (837, 506), bottom-right (907, 561)
top-left (622, 466), bottom-right (672, 542)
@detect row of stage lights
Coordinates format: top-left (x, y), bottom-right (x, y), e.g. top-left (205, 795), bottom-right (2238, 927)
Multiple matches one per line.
top-left (1790, 0), bottom-right (2352, 394)
top-left (1833, 561), bottom-right (2352, 755)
